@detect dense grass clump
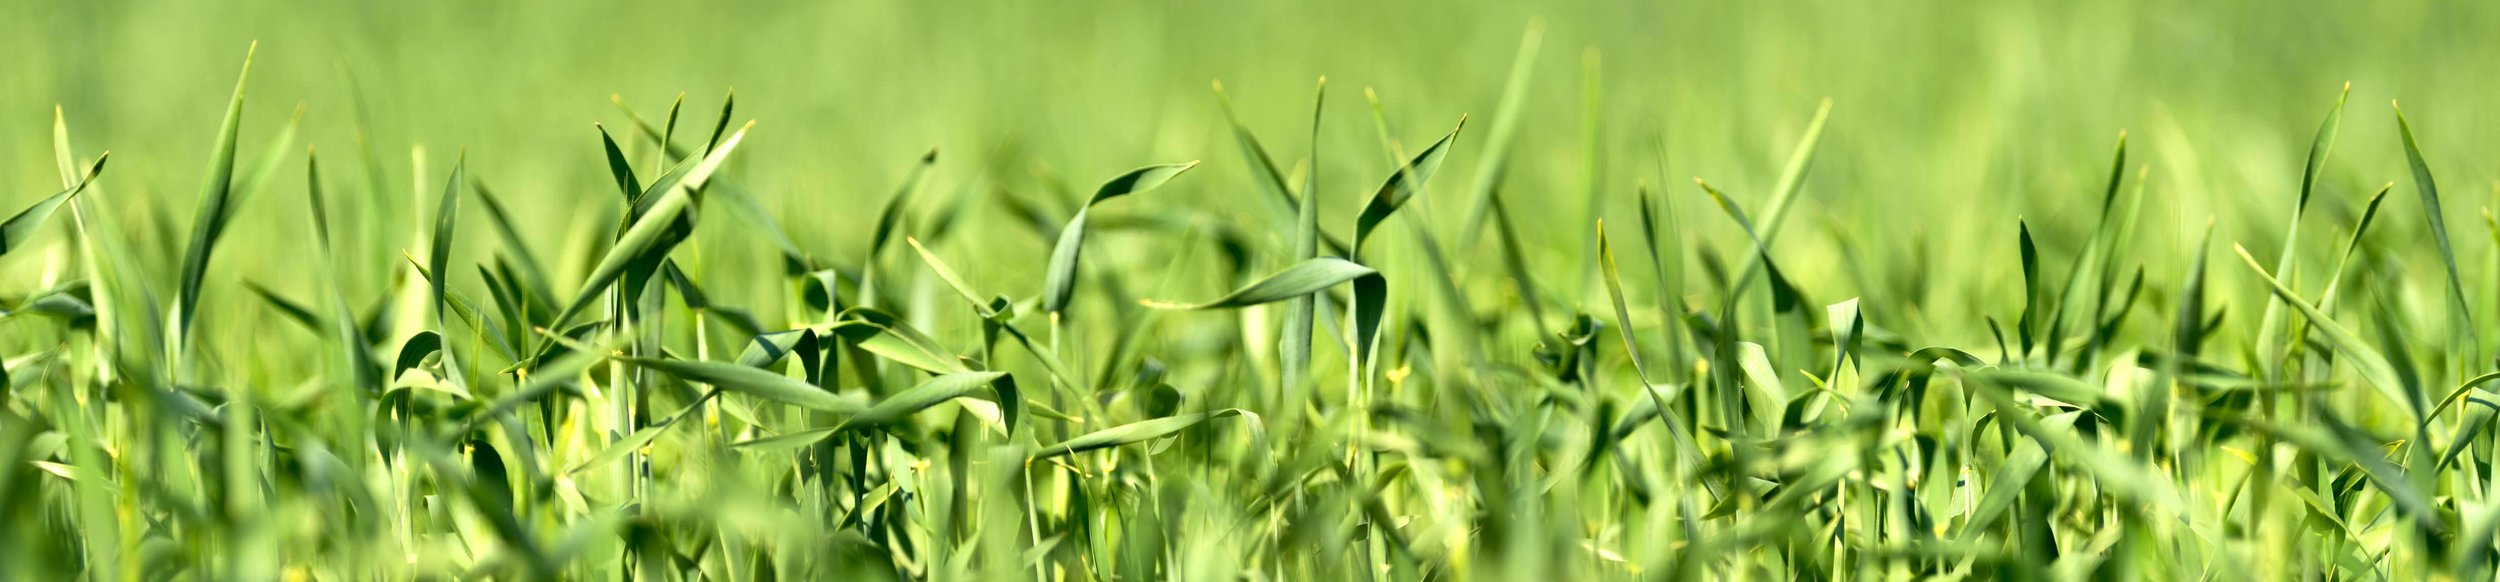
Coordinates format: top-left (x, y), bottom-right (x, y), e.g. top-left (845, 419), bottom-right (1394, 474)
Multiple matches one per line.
top-left (13, 19), bottom-right (2500, 580)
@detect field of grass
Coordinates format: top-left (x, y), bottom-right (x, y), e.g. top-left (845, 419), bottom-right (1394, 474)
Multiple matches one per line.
top-left (11, 0), bottom-right (2500, 579)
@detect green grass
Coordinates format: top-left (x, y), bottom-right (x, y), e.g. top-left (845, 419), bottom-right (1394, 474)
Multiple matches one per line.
top-left (10, 2), bottom-right (2500, 579)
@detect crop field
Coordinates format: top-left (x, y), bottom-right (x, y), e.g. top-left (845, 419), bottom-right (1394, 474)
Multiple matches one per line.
top-left (10, 0), bottom-right (2500, 580)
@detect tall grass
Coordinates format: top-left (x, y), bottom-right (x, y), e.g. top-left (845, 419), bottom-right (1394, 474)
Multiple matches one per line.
top-left (9, 7), bottom-right (2500, 579)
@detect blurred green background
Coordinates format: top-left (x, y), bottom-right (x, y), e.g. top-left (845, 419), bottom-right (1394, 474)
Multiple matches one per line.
top-left (8, 0), bottom-right (2500, 351)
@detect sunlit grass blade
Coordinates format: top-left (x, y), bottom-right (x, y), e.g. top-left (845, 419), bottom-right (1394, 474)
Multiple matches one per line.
top-left (174, 42), bottom-right (257, 347)
top-left (620, 356), bottom-right (863, 414)
top-left (834, 371), bottom-right (1013, 433)
top-left (551, 121), bottom-right (753, 328)
top-left (1142, 257), bottom-right (1376, 310)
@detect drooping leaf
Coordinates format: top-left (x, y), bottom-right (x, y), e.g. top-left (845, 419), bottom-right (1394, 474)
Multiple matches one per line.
top-left (1041, 161), bottom-right (1199, 313)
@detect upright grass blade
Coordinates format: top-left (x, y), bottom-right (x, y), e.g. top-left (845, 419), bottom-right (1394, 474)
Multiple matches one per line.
top-left (1458, 23), bottom-right (1543, 251)
top-left (1040, 161), bottom-right (1199, 314)
top-left (552, 122), bottom-right (754, 328)
top-left (2393, 102), bottom-right (2484, 366)
top-left (1595, 219), bottom-right (1713, 495)
top-left (2256, 87), bottom-right (2348, 373)
top-left (2233, 245), bottom-right (2415, 420)
top-left (2041, 134), bottom-right (2127, 369)
top-left (1280, 78), bottom-right (1326, 415)
top-left (596, 124), bottom-right (642, 203)
top-left (174, 42), bottom-right (257, 350)
top-left (1746, 99), bottom-right (1834, 248)
top-left (862, 149), bottom-right (940, 307)
top-left (303, 150), bottom-right (382, 394)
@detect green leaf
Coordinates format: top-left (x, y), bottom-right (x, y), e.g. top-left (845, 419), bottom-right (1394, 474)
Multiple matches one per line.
top-left (595, 124), bottom-right (641, 203)
top-left (1041, 161), bottom-right (1199, 313)
top-left (870, 149), bottom-right (939, 260)
top-left (731, 428), bottom-right (840, 452)
top-left (1032, 408), bottom-right (1262, 459)
top-left (1142, 257), bottom-right (1376, 310)
top-left (834, 371), bottom-right (1012, 433)
top-left (1457, 24), bottom-right (1543, 250)
top-left (428, 155), bottom-right (465, 318)
top-left (1352, 118), bottom-right (1465, 250)
top-left (827, 307), bottom-right (968, 374)
top-left (2232, 244), bottom-right (2415, 420)
top-left (1958, 411), bottom-right (2077, 538)
top-left (621, 357), bottom-right (862, 414)
top-left (2393, 102), bottom-right (2481, 358)
top-left (565, 393), bottom-right (713, 475)
top-left (552, 121), bottom-right (754, 328)
top-left (1595, 219), bottom-right (1713, 494)
top-left (1, 154), bottom-right (107, 257)
top-left (1749, 98), bottom-right (1833, 246)
top-left (174, 43), bottom-right (257, 343)
top-left (393, 331), bottom-right (441, 383)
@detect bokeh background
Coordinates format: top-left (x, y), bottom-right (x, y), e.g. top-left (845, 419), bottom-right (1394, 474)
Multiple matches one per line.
top-left (8, 0), bottom-right (2500, 350)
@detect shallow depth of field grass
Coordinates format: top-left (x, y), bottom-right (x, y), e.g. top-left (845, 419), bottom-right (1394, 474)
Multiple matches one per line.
top-left (11, 1), bottom-right (2500, 579)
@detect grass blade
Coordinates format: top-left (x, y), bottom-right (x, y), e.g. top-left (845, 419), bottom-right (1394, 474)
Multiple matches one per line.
top-left (1142, 257), bottom-right (1377, 310)
top-left (1041, 161), bottom-right (1199, 313)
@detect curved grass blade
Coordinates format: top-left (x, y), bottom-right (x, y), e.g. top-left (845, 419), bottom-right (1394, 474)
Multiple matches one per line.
top-left (833, 371), bottom-right (1012, 433)
top-left (904, 236), bottom-right (996, 318)
top-left (1958, 411), bottom-right (2079, 538)
top-left (1595, 219), bottom-right (1714, 494)
top-left (1142, 257), bottom-right (1376, 310)
top-left (552, 121), bottom-right (753, 328)
top-left (1041, 161), bottom-right (1199, 313)
top-left (1352, 117), bottom-right (1465, 251)
top-left (1032, 408), bottom-right (1263, 459)
top-left (564, 391), bottom-right (716, 475)
top-left (1, 154), bottom-right (108, 257)
top-left (2393, 102), bottom-right (2482, 360)
top-left (2232, 244), bottom-right (2414, 419)
top-left (620, 356), bottom-right (862, 414)
top-left (828, 307), bottom-right (968, 374)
